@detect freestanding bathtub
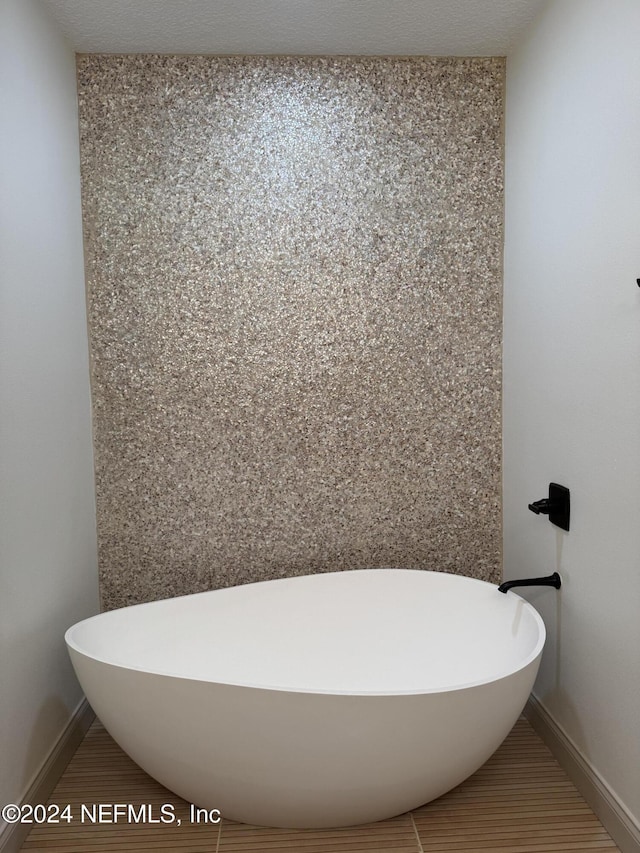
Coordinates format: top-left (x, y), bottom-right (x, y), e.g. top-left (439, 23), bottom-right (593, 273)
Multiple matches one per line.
top-left (65, 568), bottom-right (545, 828)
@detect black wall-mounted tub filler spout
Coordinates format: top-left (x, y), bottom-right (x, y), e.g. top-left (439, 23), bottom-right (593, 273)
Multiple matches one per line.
top-left (497, 572), bottom-right (562, 594)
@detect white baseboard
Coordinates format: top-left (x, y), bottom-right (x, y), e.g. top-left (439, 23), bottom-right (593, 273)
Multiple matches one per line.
top-left (525, 695), bottom-right (640, 853)
top-left (0, 698), bottom-right (94, 853)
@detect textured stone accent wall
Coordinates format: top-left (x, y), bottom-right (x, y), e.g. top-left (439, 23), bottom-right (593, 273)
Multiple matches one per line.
top-left (77, 55), bottom-right (504, 610)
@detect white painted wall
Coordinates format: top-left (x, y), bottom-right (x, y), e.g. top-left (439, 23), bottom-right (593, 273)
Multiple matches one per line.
top-left (0, 0), bottom-right (98, 820)
top-left (504, 0), bottom-right (640, 830)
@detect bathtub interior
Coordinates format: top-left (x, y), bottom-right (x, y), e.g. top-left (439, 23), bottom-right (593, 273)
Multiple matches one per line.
top-left (66, 569), bottom-right (545, 695)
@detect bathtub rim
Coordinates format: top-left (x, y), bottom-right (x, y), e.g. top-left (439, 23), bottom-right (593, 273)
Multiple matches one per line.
top-left (65, 568), bottom-right (547, 698)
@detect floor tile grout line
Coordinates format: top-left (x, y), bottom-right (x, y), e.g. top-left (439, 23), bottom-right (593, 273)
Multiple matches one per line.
top-left (409, 811), bottom-right (425, 853)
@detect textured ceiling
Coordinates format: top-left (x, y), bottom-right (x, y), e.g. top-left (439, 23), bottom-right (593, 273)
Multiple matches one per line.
top-left (39, 0), bottom-right (547, 55)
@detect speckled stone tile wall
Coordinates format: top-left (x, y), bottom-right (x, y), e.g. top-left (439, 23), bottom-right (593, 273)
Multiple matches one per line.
top-left (77, 55), bottom-right (504, 610)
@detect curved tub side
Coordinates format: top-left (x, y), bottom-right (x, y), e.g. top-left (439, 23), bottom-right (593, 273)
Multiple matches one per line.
top-left (68, 646), bottom-right (542, 828)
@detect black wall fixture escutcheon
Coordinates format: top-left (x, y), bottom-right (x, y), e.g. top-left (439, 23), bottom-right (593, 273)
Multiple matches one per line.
top-left (528, 483), bottom-right (570, 531)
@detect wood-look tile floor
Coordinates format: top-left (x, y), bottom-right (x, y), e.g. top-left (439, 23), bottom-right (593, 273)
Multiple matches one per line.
top-left (20, 717), bottom-right (619, 852)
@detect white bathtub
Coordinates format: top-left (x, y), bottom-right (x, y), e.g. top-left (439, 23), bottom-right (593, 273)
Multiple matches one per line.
top-left (65, 568), bottom-right (545, 828)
